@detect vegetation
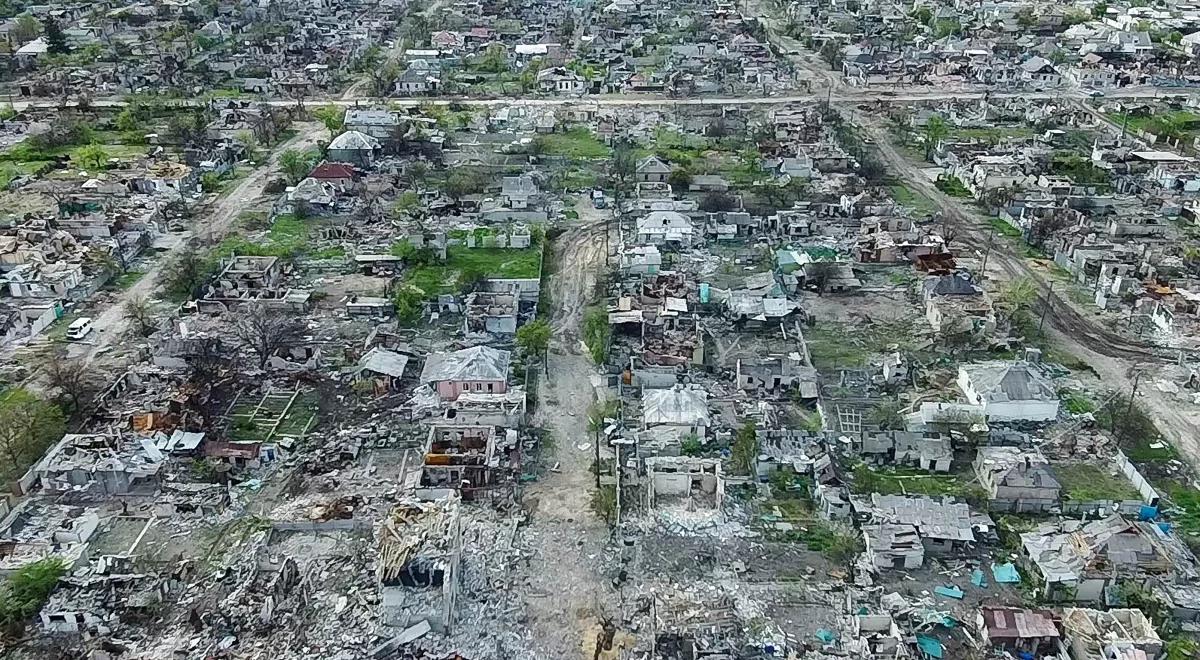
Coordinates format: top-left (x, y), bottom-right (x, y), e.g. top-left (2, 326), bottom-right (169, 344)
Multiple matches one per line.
top-left (534, 127), bottom-right (610, 160)
top-left (0, 389), bottom-right (66, 482)
top-left (582, 306), bottom-right (610, 364)
top-left (0, 557), bottom-right (66, 631)
top-left (1055, 463), bottom-right (1140, 502)
top-left (279, 148), bottom-right (317, 184)
top-left (852, 464), bottom-right (984, 502)
top-left (515, 319), bottom-right (552, 373)
top-left (730, 422), bottom-right (758, 475)
top-left (590, 485), bottom-right (617, 524)
top-left (934, 176), bottom-right (971, 198)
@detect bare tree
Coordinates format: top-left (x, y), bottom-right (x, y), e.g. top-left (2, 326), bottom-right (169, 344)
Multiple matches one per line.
top-left (233, 304), bottom-right (303, 369)
top-left (42, 353), bottom-right (101, 415)
top-left (124, 297), bottom-right (157, 337)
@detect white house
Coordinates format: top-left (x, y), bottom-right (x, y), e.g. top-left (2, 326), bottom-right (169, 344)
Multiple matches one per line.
top-left (636, 211), bottom-right (696, 246)
top-left (957, 361), bottom-right (1060, 422)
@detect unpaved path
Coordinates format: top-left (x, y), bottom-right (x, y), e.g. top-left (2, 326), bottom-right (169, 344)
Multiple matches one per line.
top-left (519, 204), bottom-right (616, 658)
top-left (76, 123), bottom-right (327, 365)
top-left (545, 200), bottom-right (609, 350)
top-left (860, 113), bottom-right (1200, 469)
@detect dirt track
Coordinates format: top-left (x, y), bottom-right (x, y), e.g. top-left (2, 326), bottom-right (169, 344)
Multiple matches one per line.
top-left (860, 113), bottom-right (1200, 468)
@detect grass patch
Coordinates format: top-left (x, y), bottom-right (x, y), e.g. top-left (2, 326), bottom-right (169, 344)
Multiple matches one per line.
top-left (951, 126), bottom-right (1036, 140)
top-left (402, 245), bottom-right (543, 295)
top-left (888, 183), bottom-right (936, 215)
top-left (1055, 463), bottom-right (1140, 502)
top-left (1161, 482), bottom-right (1200, 540)
top-left (1060, 391), bottom-right (1095, 415)
top-left (804, 320), bottom-right (915, 370)
top-left (852, 464), bottom-right (983, 500)
top-left (536, 127), bottom-right (610, 160)
top-left (935, 177), bottom-right (972, 198)
top-left (987, 216), bottom-right (1023, 238)
top-left (108, 271), bottom-right (145, 291)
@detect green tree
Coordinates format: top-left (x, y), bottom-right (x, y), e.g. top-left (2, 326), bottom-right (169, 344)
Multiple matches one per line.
top-left (74, 144), bottom-right (109, 170)
top-left (667, 168), bottom-right (693, 190)
top-left (582, 306), bottom-right (610, 364)
top-left (1092, 2), bottom-right (1108, 18)
top-left (11, 13), bottom-right (39, 44)
top-left (0, 557), bottom-right (67, 631)
top-left (1016, 7), bottom-right (1035, 27)
top-left (41, 16), bottom-right (67, 54)
top-left (516, 319), bottom-right (552, 373)
top-left (609, 139), bottom-right (637, 203)
top-left (162, 248), bottom-right (212, 301)
top-left (392, 286), bottom-right (425, 326)
top-left (997, 277), bottom-right (1038, 325)
top-left (278, 149), bottom-right (315, 184)
top-left (922, 115), bottom-right (949, 160)
top-left (911, 6), bottom-right (932, 25)
top-left (312, 104), bottom-right (345, 139)
top-left (1168, 30), bottom-right (1184, 45)
top-left (0, 389), bottom-right (66, 481)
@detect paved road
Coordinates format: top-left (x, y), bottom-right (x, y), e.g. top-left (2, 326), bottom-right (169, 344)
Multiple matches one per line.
top-left (11, 84), bottom-right (1200, 111)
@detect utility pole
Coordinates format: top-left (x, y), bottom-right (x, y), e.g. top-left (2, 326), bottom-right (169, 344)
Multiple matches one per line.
top-left (979, 232), bottom-right (994, 282)
top-left (1038, 283), bottom-right (1054, 336)
top-left (1125, 370), bottom-right (1142, 427)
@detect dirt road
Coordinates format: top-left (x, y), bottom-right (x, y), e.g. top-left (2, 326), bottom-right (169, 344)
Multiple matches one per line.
top-left (76, 123), bottom-right (327, 364)
top-left (859, 113), bottom-right (1200, 468)
top-left (545, 200), bottom-right (609, 350)
top-left (518, 201), bottom-right (617, 658)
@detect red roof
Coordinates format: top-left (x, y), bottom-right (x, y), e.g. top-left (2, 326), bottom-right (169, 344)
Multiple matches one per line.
top-left (310, 162), bottom-right (355, 179)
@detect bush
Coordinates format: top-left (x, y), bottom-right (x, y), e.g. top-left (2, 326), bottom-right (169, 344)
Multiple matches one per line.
top-left (0, 557), bottom-right (66, 630)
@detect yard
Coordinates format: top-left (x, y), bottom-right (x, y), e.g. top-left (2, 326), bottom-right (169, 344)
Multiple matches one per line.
top-left (402, 245), bottom-right (543, 295)
top-left (888, 182), bottom-right (937, 215)
top-left (852, 465), bottom-right (984, 501)
top-left (536, 127), bottom-right (610, 160)
top-left (1054, 463), bottom-right (1140, 502)
top-left (803, 320), bottom-right (916, 370)
top-left (951, 126), bottom-right (1036, 141)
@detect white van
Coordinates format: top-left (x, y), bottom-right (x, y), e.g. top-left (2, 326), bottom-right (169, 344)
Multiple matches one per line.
top-left (65, 317), bottom-right (94, 341)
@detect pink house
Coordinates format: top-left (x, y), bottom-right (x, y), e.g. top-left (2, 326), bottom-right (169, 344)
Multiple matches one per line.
top-left (419, 346), bottom-right (511, 401)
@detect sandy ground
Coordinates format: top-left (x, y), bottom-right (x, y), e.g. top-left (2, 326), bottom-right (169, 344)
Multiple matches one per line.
top-left (518, 204), bottom-right (618, 658)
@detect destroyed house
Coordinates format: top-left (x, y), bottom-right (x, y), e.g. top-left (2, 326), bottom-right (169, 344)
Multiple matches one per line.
top-left (974, 447), bottom-right (1062, 514)
top-left (377, 496), bottom-right (462, 633)
top-left (421, 425), bottom-right (508, 494)
top-left (201, 255), bottom-right (284, 306)
top-left (853, 494), bottom-right (988, 556)
top-left (641, 384), bottom-right (711, 441)
top-left (1061, 608), bottom-right (1162, 660)
top-left (0, 502), bottom-right (100, 575)
top-left (957, 360), bottom-right (1059, 422)
top-left (33, 433), bottom-right (166, 496)
top-left (863, 523), bottom-right (923, 570)
top-left (977, 607), bottom-right (1061, 657)
top-left (1021, 514), bottom-right (1199, 603)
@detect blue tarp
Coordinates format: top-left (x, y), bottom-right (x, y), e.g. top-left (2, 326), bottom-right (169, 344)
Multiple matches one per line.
top-left (934, 585), bottom-right (963, 599)
top-left (1139, 505), bottom-right (1159, 521)
top-left (992, 563), bottom-right (1020, 584)
top-left (971, 569), bottom-right (987, 588)
top-left (916, 635), bottom-right (944, 659)
top-left (815, 629), bottom-right (838, 644)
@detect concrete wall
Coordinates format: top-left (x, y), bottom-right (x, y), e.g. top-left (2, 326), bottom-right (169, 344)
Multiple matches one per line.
top-left (983, 400), bottom-right (1060, 423)
top-left (653, 472), bottom-right (691, 496)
